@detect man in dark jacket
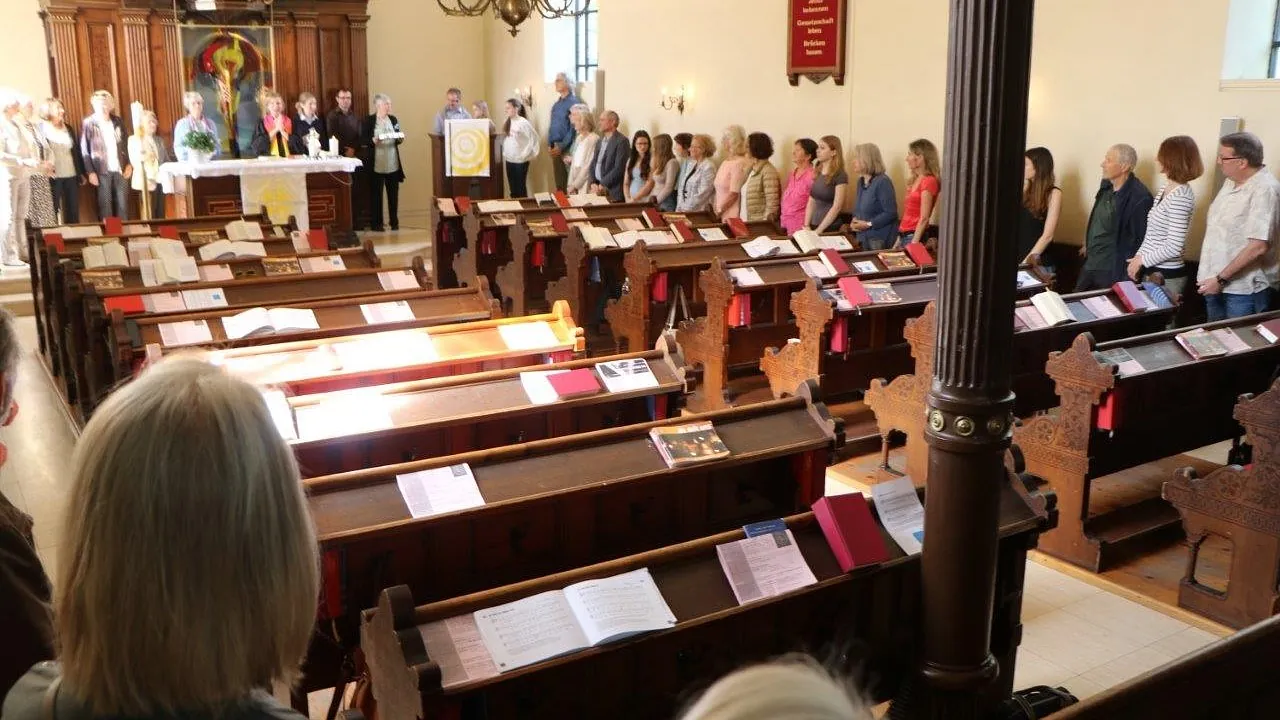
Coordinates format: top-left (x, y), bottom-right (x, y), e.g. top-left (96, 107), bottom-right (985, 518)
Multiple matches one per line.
top-left (588, 110), bottom-right (629, 203)
top-left (1076, 143), bottom-right (1153, 291)
top-left (78, 90), bottom-right (130, 221)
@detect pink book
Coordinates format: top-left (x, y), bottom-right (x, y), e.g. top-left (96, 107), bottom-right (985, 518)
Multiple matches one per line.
top-left (1014, 305), bottom-right (1047, 330)
top-left (813, 494), bottom-right (891, 572)
top-left (1210, 328), bottom-right (1250, 354)
top-left (1082, 295), bottom-right (1123, 319)
top-left (547, 368), bottom-right (603, 399)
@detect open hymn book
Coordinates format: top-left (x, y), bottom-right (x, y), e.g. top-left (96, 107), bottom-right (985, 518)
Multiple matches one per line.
top-left (221, 307), bottom-right (320, 340)
top-left (471, 568), bottom-right (677, 673)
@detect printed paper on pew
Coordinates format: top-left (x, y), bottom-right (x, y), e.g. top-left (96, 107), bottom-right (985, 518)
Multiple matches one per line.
top-left (290, 230), bottom-right (311, 254)
top-left (396, 463), bottom-right (486, 519)
top-left (477, 199), bottom-right (523, 213)
top-left (817, 235), bottom-right (854, 251)
top-left (579, 225), bottom-right (616, 250)
top-left (157, 319), bottom-right (213, 348)
top-left (799, 259), bottom-right (835, 279)
top-left (180, 288), bottom-right (229, 310)
top-left (126, 239), bottom-right (154, 265)
top-left (853, 260), bottom-right (878, 274)
top-left (361, 300), bottom-right (416, 325)
top-left (122, 224), bottom-right (148, 235)
top-left (871, 476), bottom-right (925, 555)
top-left (198, 264), bottom-right (234, 282)
top-left (716, 529), bottom-right (817, 606)
top-left (1016, 270), bottom-right (1040, 289)
top-left (418, 615), bottom-right (500, 688)
top-left (300, 254), bottom-right (346, 273)
top-left (568, 193), bottom-right (609, 207)
top-left (498, 321), bottom-right (560, 351)
top-left (149, 238), bottom-right (187, 260)
top-left (378, 269), bottom-right (420, 291)
top-left (793, 228), bottom-right (822, 253)
top-left (260, 388), bottom-right (298, 441)
top-left (82, 241), bottom-right (128, 269)
top-left (595, 358), bottom-right (659, 393)
top-left (612, 230), bottom-right (642, 249)
top-left (142, 291), bottom-right (187, 314)
top-left (698, 227), bottom-right (728, 242)
top-left (637, 230), bottom-right (678, 247)
top-left (729, 267), bottom-right (764, 287)
top-left (519, 370), bottom-right (570, 405)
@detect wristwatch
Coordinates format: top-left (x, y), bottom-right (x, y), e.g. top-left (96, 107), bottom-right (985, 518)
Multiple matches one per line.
top-left (1217, 274), bottom-right (1229, 286)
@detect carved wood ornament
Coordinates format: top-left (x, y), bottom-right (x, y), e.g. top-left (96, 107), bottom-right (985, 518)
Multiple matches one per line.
top-left (676, 257), bottom-right (733, 413)
top-left (760, 279), bottom-right (833, 400)
top-left (544, 230), bottom-right (587, 321)
top-left (864, 301), bottom-right (938, 483)
top-left (604, 242), bottom-right (654, 354)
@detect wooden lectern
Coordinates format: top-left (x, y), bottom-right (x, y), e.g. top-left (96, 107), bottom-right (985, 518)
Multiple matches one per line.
top-left (429, 133), bottom-right (504, 200)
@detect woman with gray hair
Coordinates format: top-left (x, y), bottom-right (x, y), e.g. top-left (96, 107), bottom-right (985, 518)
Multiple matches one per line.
top-left (679, 655), bottom-right (871, 720)
top-left (172, 90), bottom-right (220, 162)
top-left (0, 90), bottom-right (40, 268)
top-left (566, 103), bottom-right (599, 195)
top-left (361, 93), bottom-right (405, 231)
top-left (2, 356), bottom-right (318, 720)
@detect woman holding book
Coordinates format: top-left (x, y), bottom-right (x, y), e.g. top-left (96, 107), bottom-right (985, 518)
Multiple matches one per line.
top-left (501, 98), bottom-right (539, 198)
top-left (361, 93), bottom-right (406, 232)
top-left (126, 111), bottom-right (169, 220)
top-left (677, 134), bottom-right (717, 213)
top-left (805, 135), bottom-right (848, 234)
top-left (566, 104), bottom-right (599, 195)
top-left (849, 143), bottom-right (898, 250)
top-left (1019, 147), bottom-right (1063, 269)
top-left (780, 138), bottom-right (817, 234)
top-left (740, 132), bottom-right (780, 224)
top-left (1126, 135), bottom-right (1203, 300)
top-left (649, 134), bottom-right (680, 211)
top-left (896, 138), bottom-right (941, 249)
top-left (623, 130), bottom-right (653, 203)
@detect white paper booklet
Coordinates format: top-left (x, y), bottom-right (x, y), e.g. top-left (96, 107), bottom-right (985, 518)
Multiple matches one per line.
top-left (729, 267), bottom-right (764, 287)
top-left (1029, 291), bottom-right (1074, 326)
top-left (1016, 269), bottom-right (1040, 289)
top-left (225, 219), bottom-right (264, 241)
top-left (534, 192), bottom-right (555, 205)
top-left (498, 321), bottom-right (560, 351)
top-left (799, 259), bottom-right (835, 279)
top-left (698, 227), bottom-right (728, 242)
top-left (716, 529), bottom-right (817, 605)
top-left (260, 388), bottom-right (298, 441)
top-left (418, 615), bottom-right (501, 688)
top-left (300, 254), bottom-right (347, 273)
top-left (612, 230), bottom-right (642, 249)
top-left (595, 358), bottom-right (659, 393)
top-left (197, 239), bottom-right (267, 261)
top-left (142, 291), bottom-right (186, 314)
top-left (818, 235), bottom-right (854, 251)
top-left (853, 260), bottom-right (878, 274)
top-left (742, 236), bottom-right (800, 259)
top-left (792, 228), bottom-right (822, 253)
top-left (290, 230), bottom-right (312, 254)
top-left (139, 256), bottom-right (199, 287)
top-left (637, 230), bottom-right (678, 246)
top-left (198, 264), bottom-right (235, 282)
top-left (149, 238), bottom-right (187, 260)
top-left (361, 300), bottom-right (416, 325)
top-left (473, 568), bottom-right (676, 673)
top-left (378, 269), bottom-right (420, 291)
top-left (396, 463), bottom-right (486, 519)
top-left (477, 200), bottom-right (524, 213)
top-left (222, 307), bottom-right (320, 340)
top-left (81, 241), bottom-right (128, 269)
top-left (579, 225), bottom-right (616, 250)
top-left (126, 239), bottom-right (154, 265)
top-left (122, 224), bottom-right (148, 235)
top-left (180, 288), bottom-right (229, 310)
top-left (519, 370), bottom-right (570, 405)
top-left (871, 476), bottom-right (925, 555)
top-left (568, 193), bottom-right (609, 207)
top-left (157, 319), bottom-right (213, 348)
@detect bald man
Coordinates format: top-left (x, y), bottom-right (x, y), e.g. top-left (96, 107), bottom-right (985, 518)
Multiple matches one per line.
top-left (1076, 143), bottom-right (1153, 291)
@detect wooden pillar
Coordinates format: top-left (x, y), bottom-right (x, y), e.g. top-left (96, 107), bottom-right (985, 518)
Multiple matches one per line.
top-left (294, 12), bottom-right (321, 96)
top-left (897, 1), bottom-right (1036, 717)
top-left (45, 8), bottom-right (85, 122)
top-left (154, 9), bottom-right (185, 135)
top-left (120, 9), bottom-right (154, 117)
top-left (348, 14), bottom-right (370, 114)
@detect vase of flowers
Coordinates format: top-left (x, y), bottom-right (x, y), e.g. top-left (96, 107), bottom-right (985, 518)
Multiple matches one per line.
top-left (183, 130), bottom-right (217, 164)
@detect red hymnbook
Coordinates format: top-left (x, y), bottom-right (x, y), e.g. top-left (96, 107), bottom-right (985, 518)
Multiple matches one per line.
top-left (104, 216), bottom-right (124, 236)
top-left (642, 208), bottom-right (667, 229)
top-left (453, 196), bottom-right (473, 214)
top-left (307, 228), bottom-right (329, 251)
top-left (819, 248), bottom-right (850, 275)
top-left (44, 233), bottom-right (65, 253)
top-left (102, 294), bottom-right (145, 315)
top-left (672, 222), bottom-right (697, 242)
top-left (158, 225), bottom-right (180, 240)
top-left (837, 276), bottom-right (872, 308)
top-left (548, 368), bottom-right (603, 399)
top-left (1111, 281), bottom-right (1149, 313)
top-left (549, 212), bottom-right (569, 233)
top-left (813, 494), bottom-right (891, 571)
top-left (553, 191), bottom-right (570, 208)
top-left (905, 242), bottom-right (933, 266)
top-left (726, 218), bottom-right (749, 238)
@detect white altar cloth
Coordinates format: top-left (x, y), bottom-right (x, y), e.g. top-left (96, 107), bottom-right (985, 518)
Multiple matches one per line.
top-left (157, 157), bottom-right (363, 230)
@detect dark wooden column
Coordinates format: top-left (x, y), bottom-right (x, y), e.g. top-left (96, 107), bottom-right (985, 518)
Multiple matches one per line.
top-left (898, 1), bottom-right (1036, 717)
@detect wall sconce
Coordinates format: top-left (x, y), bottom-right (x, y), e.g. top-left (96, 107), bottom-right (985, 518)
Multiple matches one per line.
top-left (659, 86), bottom-right (686, 115)
top-left (513, 86), bottom-right (534, 109)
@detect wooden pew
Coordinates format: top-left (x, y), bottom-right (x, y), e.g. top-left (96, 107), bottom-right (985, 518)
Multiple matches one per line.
top-left (206, 300), bottom-right (585, 396)
top-left (287, 337), bottom-right (695, 477)
top-left (1162, 378), bottom-right (1280, 629)
top-left (862, 292), bottom-right (1177, 483)
top-left (604, 233), bottom-right (863, 357)
top-left (430, 196), bottom-right (566, 290)
top-left (358, 476), bottom-right (1052, 720)
top-left (1052, 612), bottom-right (1280, 719)
top-left (305, 385), bottom-right (843, 620)
top-left (1012, 311), bottom-right (1280, 572)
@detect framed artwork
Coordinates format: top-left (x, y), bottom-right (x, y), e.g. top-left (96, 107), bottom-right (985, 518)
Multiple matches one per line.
top-left (180, 25), bottom-right (275, 158)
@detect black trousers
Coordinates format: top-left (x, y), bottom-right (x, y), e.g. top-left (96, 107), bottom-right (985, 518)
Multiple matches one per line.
top-left (369, 172), bottom-right (401, 230)
top-left (506, 161), bottom-right (530, 198)
top-left (50, 176), bottom-right (79, 224)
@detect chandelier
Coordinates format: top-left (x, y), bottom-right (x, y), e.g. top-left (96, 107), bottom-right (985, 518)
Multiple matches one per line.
top-left (436, 0), bottom-right (592, 37)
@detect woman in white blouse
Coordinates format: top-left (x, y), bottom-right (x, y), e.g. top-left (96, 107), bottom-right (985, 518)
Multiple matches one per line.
top-left (566, 104), bottom-right (598, 195)
top-left (39, 98), bottom-right (84, 223)
top-left (127, 111), bottom-right (169, 219)
top-left (676, 134), bottom-right (717, 213)
top-left (649, 133), bottom-right (681, 212)
top-left (501, 98), bottom-right (539, 198)
top-left (0, 90), bottom-right (41, 267)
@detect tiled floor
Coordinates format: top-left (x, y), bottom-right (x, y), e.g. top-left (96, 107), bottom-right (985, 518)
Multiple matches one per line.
top-left (3, 299), bottom-right (1233, 717)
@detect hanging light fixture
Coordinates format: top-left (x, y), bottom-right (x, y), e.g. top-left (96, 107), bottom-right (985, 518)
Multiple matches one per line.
top-left (435, 0), bottom-right (592, 37)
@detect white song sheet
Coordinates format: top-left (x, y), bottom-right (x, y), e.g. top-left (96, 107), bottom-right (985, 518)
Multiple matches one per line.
top-left (715, 529), bottom-right (817, 605)
top-left (871, 476), bottom-right (925, 555)
top-left (395, 463), bottom-right (486, 519)
top-left (474, 591), bottom-right (589, 672)
top-left (563, 568), bottom-right (677, 646)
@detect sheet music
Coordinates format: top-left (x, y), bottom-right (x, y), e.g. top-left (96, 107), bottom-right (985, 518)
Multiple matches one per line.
top-left (498, 321), bottom-right (560, 351)
top-left (871, 476), bottom-right (925, 555)
top-left (563, 568), bottom-right (677, 646)
top-left (360, 300), bottom-right (416, 325)
top-left (519, 370), bottom-right (569, 405)
top-left (418, 615), bottom-right (500, 688)
top-left (474, 591), bottom-right (590, 673)
top-left (157, 319), bottom-right (212, 348)
top-left (180, 288), bottom-right (229, 310)
top-left (396, 463), bottom-right (486, 519)
top-left (715, 529), bottom-right (817, 605)
top-left (595, 358), bottom-right (659, 393)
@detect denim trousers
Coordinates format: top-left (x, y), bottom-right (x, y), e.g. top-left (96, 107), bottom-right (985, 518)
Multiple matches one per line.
top-left (1203, 288), bottom-right (1272, 322)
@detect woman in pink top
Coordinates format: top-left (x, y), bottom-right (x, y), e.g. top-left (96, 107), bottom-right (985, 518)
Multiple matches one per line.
top-left (713, 125), bottom-right (750, 220)
top-left (781, 138), bottom-right (817, 233)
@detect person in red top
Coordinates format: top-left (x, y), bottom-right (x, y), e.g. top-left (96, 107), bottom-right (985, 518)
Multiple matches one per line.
top-left (897, 138), bottom-right (941, 249)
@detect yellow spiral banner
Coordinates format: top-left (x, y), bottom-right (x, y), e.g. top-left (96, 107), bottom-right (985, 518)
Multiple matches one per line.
top-left (446, 119), bottom-right (491, 177)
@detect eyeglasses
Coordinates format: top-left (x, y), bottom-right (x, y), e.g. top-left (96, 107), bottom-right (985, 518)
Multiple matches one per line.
top-left (1218, 156), bottom-right (1244, 163)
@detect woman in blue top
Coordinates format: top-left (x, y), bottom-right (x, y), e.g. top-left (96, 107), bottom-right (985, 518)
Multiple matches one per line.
top-left (849, 143), bottom-right (898, 250)
top-left (623, 130), bottom-right (652, 202)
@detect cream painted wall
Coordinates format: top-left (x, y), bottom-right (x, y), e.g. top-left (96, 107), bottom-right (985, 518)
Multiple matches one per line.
top-left (0, 0), bottom-right (51, 101)
top-left (367, 0), bottom-right (488, 216)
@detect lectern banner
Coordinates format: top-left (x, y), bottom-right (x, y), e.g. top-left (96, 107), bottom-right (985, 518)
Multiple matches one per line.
top-left (446, 119), bottom-right (492, 178)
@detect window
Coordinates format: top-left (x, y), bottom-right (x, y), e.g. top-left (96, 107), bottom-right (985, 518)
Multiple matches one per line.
top-left (1271, 3), bottom-right (1280, 77)
top-left (1222, 0), bottom-right (1280, 80)
top-left (572, 0), bottom-right (598, 85)
top-left (542, 1), bottom-right (597, 86)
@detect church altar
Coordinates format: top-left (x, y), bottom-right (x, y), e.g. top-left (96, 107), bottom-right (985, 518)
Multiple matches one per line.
top-left (157, 157), bottom-right (364, 231)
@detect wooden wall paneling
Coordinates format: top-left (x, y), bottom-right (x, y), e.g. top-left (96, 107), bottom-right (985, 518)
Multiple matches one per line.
top-left (348, 14), bottom-right (369, 115)
top-left (45, 8), bottom-right (86, 123)
top-left (120, 10), bottom-right (154, 115)
top-left (273, 14), bottom-right (298, 104)
top-left (79, 12), bottom-right (122, 114)
top-left (293, 12), bottom-right (321, 98)
top-left (317, 13), bottom-right (351, 111)
top-left (151, 10), bottom-right (185, 143)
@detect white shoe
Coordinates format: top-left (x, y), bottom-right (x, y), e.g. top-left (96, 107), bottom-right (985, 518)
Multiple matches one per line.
top-left (2, 260), bottom-right (29, 270)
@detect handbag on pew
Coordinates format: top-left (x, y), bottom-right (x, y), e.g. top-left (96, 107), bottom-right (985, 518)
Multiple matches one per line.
top-left (664, 284), bottom-right (692, 331)
top-left (996, 685), bottom-right (1078, 718)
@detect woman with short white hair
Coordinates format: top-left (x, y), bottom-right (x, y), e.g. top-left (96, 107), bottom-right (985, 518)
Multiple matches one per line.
top-left (172, 90), bottom-right (220, 163)
top-left (361, 93), bottom-right (405, 231)
top-left (2, 356), bottom-right (318, 719)
top-left (0, 90), bottom-right (39, 268)
top-left (679, 655), bottom-right (872, 720)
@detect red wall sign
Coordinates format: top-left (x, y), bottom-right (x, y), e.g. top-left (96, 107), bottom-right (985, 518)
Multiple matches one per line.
top-left (787, 0), bottom-right (848, 86)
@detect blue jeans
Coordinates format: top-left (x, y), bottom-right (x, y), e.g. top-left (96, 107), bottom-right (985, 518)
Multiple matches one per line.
top-left (859, 234), bottom-right (889, 251)
top-left (1204, 289), bottom-right (1272, 322)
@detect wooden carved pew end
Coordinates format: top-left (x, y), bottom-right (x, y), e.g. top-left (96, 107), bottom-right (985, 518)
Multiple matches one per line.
top-left (361, 585), bottom-right (440, 720)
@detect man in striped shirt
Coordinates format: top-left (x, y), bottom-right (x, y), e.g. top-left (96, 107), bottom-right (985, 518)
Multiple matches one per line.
top-left (1197, 132), bottom-right (1280, 321)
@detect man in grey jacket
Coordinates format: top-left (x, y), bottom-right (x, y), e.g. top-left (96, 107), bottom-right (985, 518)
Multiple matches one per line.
top-left (588, 110), bottom-right (628, 202)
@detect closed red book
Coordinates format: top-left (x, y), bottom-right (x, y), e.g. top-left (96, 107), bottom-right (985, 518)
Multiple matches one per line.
top-left (727, 218), bottom-right (749, 238)
top-left (819, 248), bottom-right (850, 275)
top-left (44, 233), bottom-right (65, 253)
top-left (672, 222), bottom-right (696, 242)
top-left (104, 216), bottom-right (124, 236)
top-left (837, 276), bottom-right (872, 308)
top-left (308, 228), bottom-right (329, 251)
top-left (1111, 281), bottom-right (1147, 313)
top-left (550, 212), bottom-right (569, 233)
top-left (642, 207), bottom-right (667, 229)
top-left (158, 225), bottom-right (179, 240)
top-left (1094, 389), bottom-right (1121, 431)
top-left (905, 241), bottom-right (933, 266)
top-left (548, 368), bottom-right (602, 399)
top-left (813, 494), bottom-right (891, 571)
top-left (454, 196), bottom-right (472, 214)
top-left (103, 294), bottom-right (145, 315)
top-left (553, 191), bottom-right (570, 208)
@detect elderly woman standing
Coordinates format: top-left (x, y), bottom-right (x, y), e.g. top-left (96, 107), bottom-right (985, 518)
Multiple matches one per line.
top-left (0, 91), bottom-right (40, 268)
top-left (713, 124), bottom-right (750, 221)
top-left (361, 93), bottom-right (405, 232)
top-left (39, 99), bottom-right (84, 224)
top-left (18, 98), bottom-right (56, 229)
top-left (566, 104), bottom-right (599, 195)
top-left (677, 134), bottom-right (717, 214)
top-left (127, 111), bottom-right (170, 219)
top-left (172, 91), bottom-right (220, 162)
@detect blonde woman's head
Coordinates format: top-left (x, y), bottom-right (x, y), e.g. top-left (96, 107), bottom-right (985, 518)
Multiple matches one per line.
top-left (691, 133), bottom-right (717, 161)
top-left (295, 91), bottom-right (317, 117)
top-left (182, 91), bottom-right (205, 116)
top-left (907, 138), bottom-right (941, 179)
top-left (721, 124), bottom-right (747, 158)
top-left (851, 143), bottom-right (886, 177)
top-left (680, 655), bottom-right (872, 720)
top-left (56, 356), bottom-right (318, 716)
top-left (262, 89), bottom-right (284, 116)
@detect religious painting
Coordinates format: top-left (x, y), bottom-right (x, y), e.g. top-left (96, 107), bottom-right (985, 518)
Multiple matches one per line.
top-left (180, 25), bottom-right (275, 158)
top-left (446, 119), bottom-right (492, 177)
